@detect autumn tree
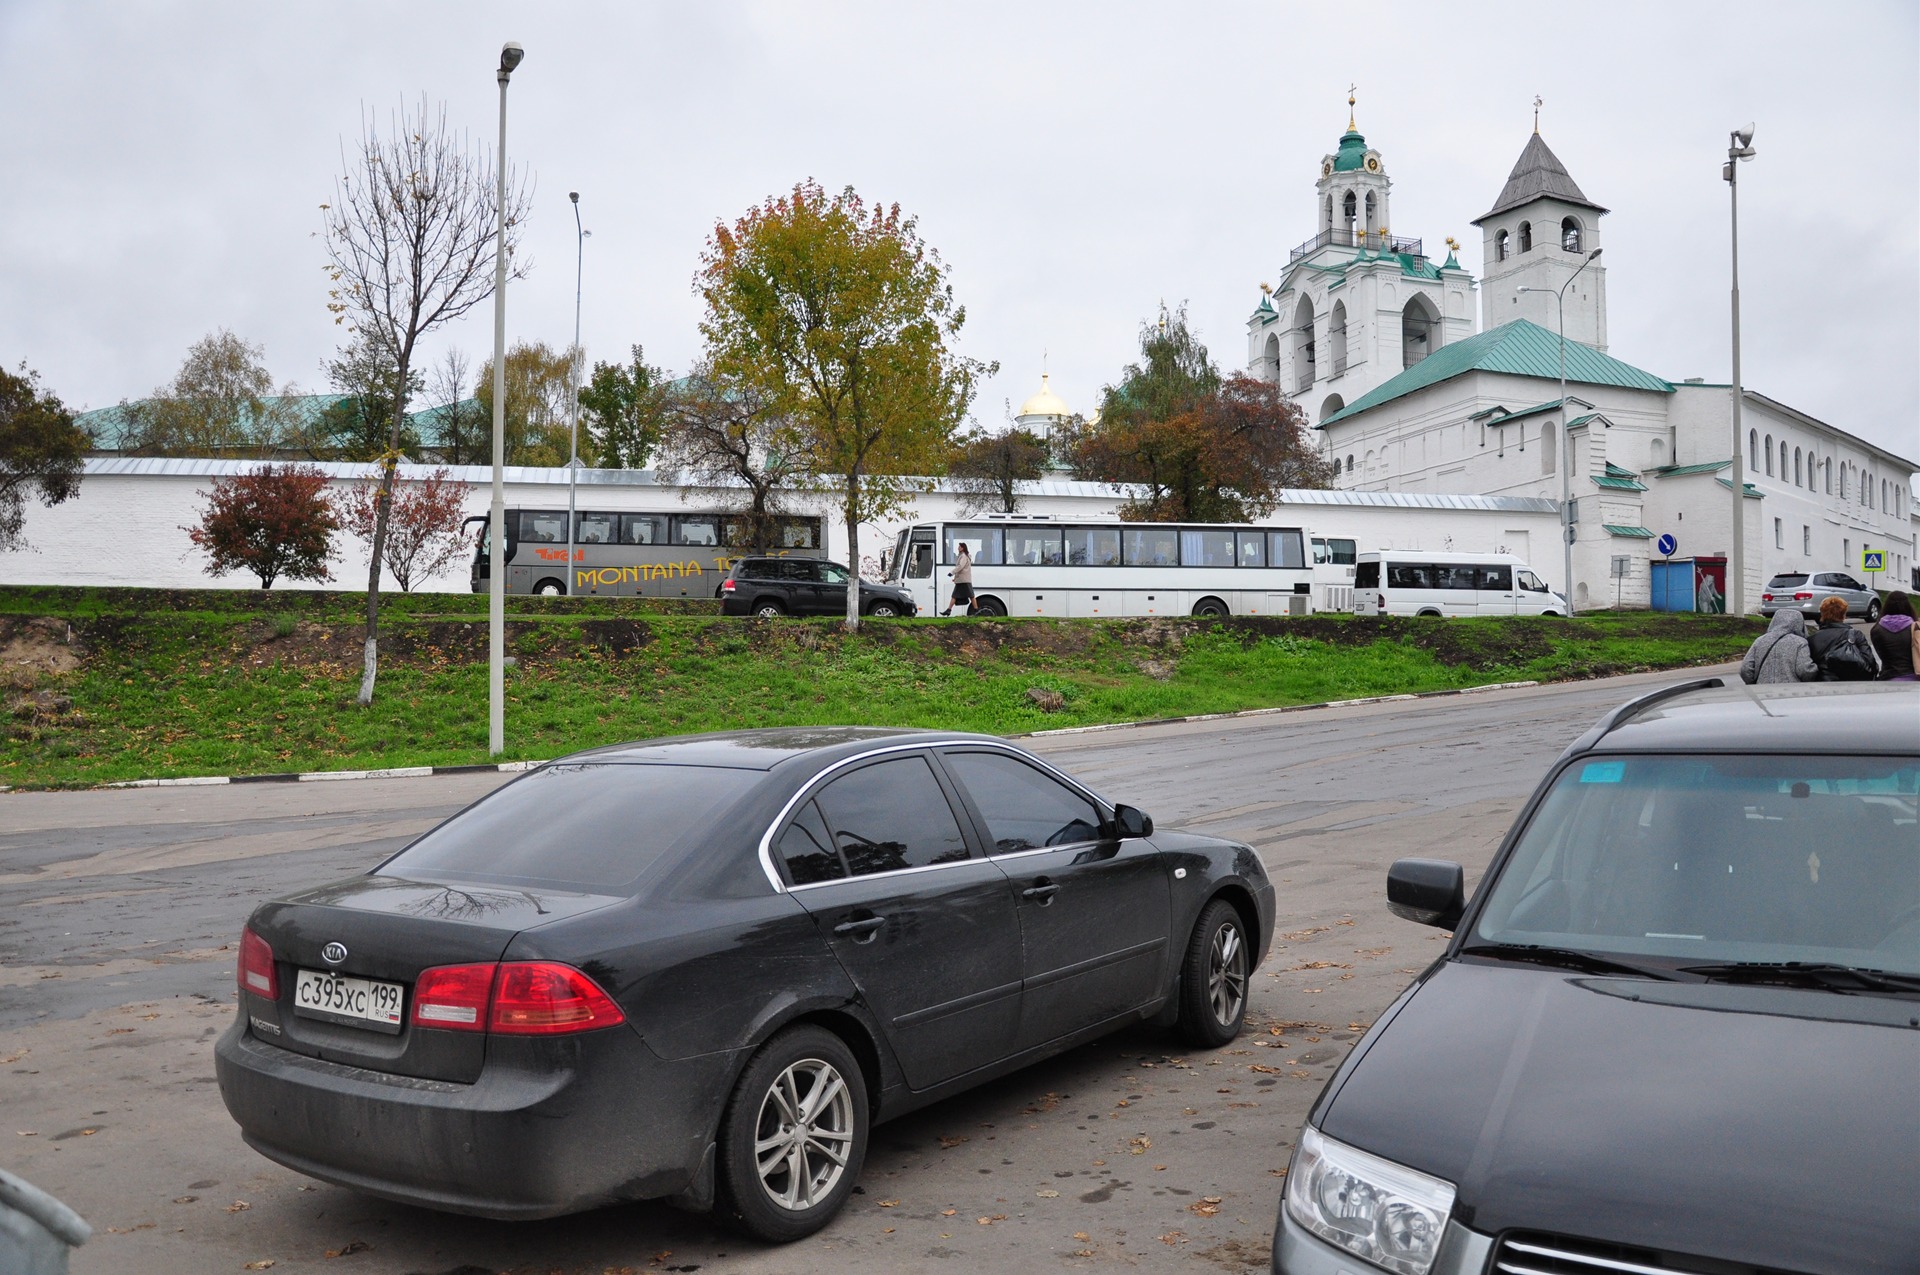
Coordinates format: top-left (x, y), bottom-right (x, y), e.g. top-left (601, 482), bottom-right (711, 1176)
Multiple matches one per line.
top-left (338, 468), bottom-right (473, 591)
top-left (418, 350), bottom-right (489, 466)
top-left (185, 464), bottom-right (338, 589)
top-left (321, 95), bottom-right (531, 705)
top-left (0, 363), bottom-right (88, 552)
top-left (474, 340), bottom-right (578, 467)
top-left (120, 330), bottom-right (296, 457)
top-left (697, 180), bottom-right (993, 628)
top-left (948, 426), bottom-right (1050, 515)
top-left (654, 365), bottom-right (798, 553)
top-left (578, 344), bottom-right (666, 470)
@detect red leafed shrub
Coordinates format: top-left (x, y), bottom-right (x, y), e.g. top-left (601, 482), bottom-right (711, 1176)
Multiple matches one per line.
top-left (185, 464), bottom-right (338, 589)
top-left (338, 468), bottom-right (473, 592)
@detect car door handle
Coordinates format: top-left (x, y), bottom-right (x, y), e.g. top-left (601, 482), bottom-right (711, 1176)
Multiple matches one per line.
top-left (833, 916), bottom-right (886, 939)
top-left (1022, 881), bottom-right (1060, 903)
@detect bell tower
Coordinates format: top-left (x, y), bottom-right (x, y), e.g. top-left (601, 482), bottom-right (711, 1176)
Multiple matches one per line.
top-left (1472, 111), bottom-right (1610, 349)
top-left (1316, 87), bottom-right (1393, 247)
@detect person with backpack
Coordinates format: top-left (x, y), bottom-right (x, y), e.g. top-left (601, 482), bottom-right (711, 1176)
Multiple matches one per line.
top-left (1740, 607), bottom-right (1819, 685)
top-left (1807, 595), bottom-right (1880, 681)
top-left (1868, 591), bottom-right (1918, 681)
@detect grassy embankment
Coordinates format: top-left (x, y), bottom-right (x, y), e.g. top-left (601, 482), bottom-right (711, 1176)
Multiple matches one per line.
top-left (0, 586), bottom-right (1763, 790)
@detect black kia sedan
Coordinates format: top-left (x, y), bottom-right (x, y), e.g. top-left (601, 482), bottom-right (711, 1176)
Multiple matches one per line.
top-left (216, 728), bottom-right (1273, 1241)
top-left (1272, 681), bottom-right (1920, 1275)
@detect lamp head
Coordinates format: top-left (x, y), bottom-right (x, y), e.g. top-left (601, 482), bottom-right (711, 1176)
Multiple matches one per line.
top-left (1732, 123), bottom-right (1754, 148)
top-left (1587, 248), bottom-right (1603, 260)
top-left (499, 42), bottom-right (525, 73)
top-left (569, 191), bottom-right (579, 203)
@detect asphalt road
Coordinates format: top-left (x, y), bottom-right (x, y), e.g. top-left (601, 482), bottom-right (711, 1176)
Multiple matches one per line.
top-left (0, 666), bottom-right (1731, 1275)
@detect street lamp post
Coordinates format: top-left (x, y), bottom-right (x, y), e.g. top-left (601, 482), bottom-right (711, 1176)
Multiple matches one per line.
top-left (564, 192), bottom-right (585, 595)
top-left (1725, 124), bottom-right (1756, 615)
top-left (488, 40), bottom-right (523, 757)
top-left (1520, 245), bottom-right (1602, 615)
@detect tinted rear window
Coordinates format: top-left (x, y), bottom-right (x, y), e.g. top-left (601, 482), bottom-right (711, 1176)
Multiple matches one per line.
top-left (382, 763), bottom-right (751, 891)
top-left (1768, 574), bottom-right (1808, 587)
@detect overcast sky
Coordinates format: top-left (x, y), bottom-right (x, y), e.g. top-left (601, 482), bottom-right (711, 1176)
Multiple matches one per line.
top-left (4, 1), bottom-right (1915, 467)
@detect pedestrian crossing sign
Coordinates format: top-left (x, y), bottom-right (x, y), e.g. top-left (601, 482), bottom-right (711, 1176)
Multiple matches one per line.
top-left (1861, 549), bottom-right (1886, 572)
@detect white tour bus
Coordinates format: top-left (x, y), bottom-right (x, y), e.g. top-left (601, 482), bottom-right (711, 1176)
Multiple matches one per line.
top-left (883, 517), bottom-right (1317, 618)
top-left (1352, 552), bottom-right (1566, 617)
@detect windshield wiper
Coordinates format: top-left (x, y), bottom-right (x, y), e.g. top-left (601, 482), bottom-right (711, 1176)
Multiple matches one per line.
top-left (1458, 943), bottom-right (1673, 980)
top-left (1676, 961), bottom-right (1920, 995)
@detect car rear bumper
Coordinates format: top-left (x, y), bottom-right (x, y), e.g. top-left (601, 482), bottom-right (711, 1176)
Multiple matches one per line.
top-left (215, 1016), bottom-right (738, 1219)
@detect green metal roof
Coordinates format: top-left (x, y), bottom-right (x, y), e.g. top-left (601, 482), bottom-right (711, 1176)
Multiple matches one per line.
top-left (1332, 128), bottom-right (1368, 172)
top-left (1593, 475), bottom-right (1648, 492)
top-left (78, 393), bottom-right (475, 452)
top-left (1651, 460), bottom-right (1732, 477)
top-left (1398, 254), bottom-right (1440, 280)
top-left (1322, 320), bottom-right (1674, 427)
top-left (1716, 477), bottom-right (1764, 500)
top-left (1469, 395), bottom-right (1591, 424)
top-left (1603, 525), bottom-right (1654, 538)
top-left (1604, 462), bottom-right (1638, 477)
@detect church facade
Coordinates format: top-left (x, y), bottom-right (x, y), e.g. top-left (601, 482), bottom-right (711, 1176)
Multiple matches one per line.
top-left (1249, 112), bottom-right (1917, 610)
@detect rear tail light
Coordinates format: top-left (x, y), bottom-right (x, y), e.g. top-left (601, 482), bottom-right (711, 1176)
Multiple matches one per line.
top-left (238, 926), bottom-right (278, 999)
top-left (721, 578), bottom-right (736, 592)
top-left (411, 961), bottom-right (624, 1036)
top-left (1794, 592), bottom-right (1813, 601)
top-left (413, 963), bottom-right (494, 1031)
top-left (490, 962), bottom-right (625, 1035)
top-left (1761, 592), bottom-right (1774, 602)
top-left (1376, 594), bottom-right (1386, 609)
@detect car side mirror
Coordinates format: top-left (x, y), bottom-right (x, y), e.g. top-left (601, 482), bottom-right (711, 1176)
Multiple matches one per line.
top-left (1110, 804), bottom-right (1153, 839)
top-left (1387, 858), bottom-right (1465, 930)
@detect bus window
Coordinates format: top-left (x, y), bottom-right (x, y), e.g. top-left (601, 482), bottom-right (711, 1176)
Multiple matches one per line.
top-left (1517, 569), bottom-right (1550, 593)
top-left (1006, 528), bottom-right (1064, 566)
top-left (1435, 565), bottom-right (1477, 591)
top-left (518, 510), bottom-right (567, 544)
top-left (908, 541), bottom-right (935, 578)
top-left (1477, 564), bottom-right (1513, 590)
top-left (1354, 560), bottom-right (1380, 590)
top-left (1064, 526), bottom-right (1120, 566)
top-left (1387, 564), bottom-right (1432, 589)
top-left (1123, 527), bottom-right (1179, 567)
top-left (576, 512), bottom-right (617, 545)
top-left (1180, 529), bottom-right (1235, 566)
top-left (944, 526), bottom-right (1004, 565)
top-left (621, 515), bottom-right (665, 545)
top-left (674, 515), bottom-right (721, 547)
top-left (779, 518), bottom-right (820, 549)
top-left (1312, 537), bottom-right (1357, 565)
top-left (1237, 532), bottom-right (1266, 567)
top-left (1269, 530), bottom-right (1306, 569)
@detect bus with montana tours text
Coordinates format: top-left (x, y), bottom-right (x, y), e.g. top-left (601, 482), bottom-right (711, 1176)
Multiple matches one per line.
top-left (884, 517), bottom-right (1318, 618)
top-left (470, 507), bottom-right (825, 597)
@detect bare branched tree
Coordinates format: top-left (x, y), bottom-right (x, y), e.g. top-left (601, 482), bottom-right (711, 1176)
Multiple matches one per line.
top-left (655, 366), bottom-right (800, 554)
top-left (321, 96), bottom-right (531, 706)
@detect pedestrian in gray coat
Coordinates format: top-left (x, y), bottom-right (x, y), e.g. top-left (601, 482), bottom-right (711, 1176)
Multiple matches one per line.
top-left (1740, 607), bottom-right (1819, 684)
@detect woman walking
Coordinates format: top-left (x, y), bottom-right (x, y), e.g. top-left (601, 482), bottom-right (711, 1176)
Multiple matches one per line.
top-left (1740, 608), bottom-right (1818, 684)
top-left (943, 543), bottom-right (975, 617)
top-left (1868, 591), bottom-right (1918, 681)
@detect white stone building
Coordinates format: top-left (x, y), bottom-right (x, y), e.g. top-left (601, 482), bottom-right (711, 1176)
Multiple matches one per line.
top-left (1249, 114), bottom-right (1919, 610)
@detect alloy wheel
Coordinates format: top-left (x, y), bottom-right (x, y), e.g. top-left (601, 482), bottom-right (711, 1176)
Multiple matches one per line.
top-left (753, 1057), bottom-right (855, 1211)
top-left (1208, 921), bottom-right (1248, 1027)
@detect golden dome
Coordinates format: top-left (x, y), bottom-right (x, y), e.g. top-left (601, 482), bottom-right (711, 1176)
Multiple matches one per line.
top-left (1018, 373), bottom-right (1071, 420)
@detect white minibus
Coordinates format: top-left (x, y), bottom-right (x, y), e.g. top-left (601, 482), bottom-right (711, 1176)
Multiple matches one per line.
top-left (1352, 552), bottom-right (1567, 617)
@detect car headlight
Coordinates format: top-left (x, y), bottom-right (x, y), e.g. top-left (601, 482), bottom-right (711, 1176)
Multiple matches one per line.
top-left (1285, 1126), bottom-right (1456, 1275)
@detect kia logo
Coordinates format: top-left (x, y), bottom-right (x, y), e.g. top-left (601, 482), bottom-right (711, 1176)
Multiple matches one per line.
top-left (320, 942), bottom-right (348, 966)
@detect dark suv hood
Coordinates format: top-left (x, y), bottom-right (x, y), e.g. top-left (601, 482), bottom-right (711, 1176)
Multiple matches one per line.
top-left (1320, 961), bottom-right (1920, 1273)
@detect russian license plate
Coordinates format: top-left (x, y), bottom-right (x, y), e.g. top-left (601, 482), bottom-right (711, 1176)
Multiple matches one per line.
top-left (293, 969), bottom-right (404, 1032)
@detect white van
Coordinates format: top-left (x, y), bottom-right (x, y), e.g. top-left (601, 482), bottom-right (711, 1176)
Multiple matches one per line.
top-left (1352, 552), bottom-right (1566, 617)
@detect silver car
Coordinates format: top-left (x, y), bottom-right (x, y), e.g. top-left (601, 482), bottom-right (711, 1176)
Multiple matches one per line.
top-left (1758, 570), bottom-right (1881, 621)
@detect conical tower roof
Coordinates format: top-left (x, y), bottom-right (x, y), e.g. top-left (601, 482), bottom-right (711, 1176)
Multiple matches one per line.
top-left (1472, 133), bottom-right (1608, 225)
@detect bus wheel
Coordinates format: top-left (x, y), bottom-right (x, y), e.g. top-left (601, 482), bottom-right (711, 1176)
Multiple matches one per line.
top-left (1417, 608), bottom-right (1442, 618)
top-left (1191, 596), bottom-right (1229, 619)
top-left (535, 579), bottom-right (564, 596)
top-left (974, 596), bottom-right (1007, 618)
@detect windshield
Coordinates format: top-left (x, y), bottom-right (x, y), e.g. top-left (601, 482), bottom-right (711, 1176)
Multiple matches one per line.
top-left (1471, 753), bottom-right (1920, 976)
top-left (382, 763), bottom-right (752, 892)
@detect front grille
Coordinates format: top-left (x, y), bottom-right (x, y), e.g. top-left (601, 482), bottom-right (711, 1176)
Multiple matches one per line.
top-left (1494, 1232), bottom-right (1803, 1275)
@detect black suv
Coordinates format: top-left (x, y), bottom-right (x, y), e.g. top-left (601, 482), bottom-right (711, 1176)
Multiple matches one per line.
top-left (1273, 680), bottom-right (1920, 1275)
top-left (720, 558), bottom-right (917, 618)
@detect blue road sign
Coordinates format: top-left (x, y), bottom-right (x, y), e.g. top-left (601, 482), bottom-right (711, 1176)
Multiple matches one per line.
top-left (1863, 550), bottom-right (1886, 572)
top-left (1656, 533), bottom-right (1677, 557)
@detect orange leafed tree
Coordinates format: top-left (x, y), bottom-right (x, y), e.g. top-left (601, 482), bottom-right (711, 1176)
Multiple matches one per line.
top-left (185, 464), bottom-right (338, 589)
top-left (338, 468), bottom-right (473, 592)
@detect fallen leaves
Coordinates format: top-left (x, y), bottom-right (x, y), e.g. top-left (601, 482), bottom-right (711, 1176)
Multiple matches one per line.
top-left (1187, 1196), bottom-right (1224, 1217)
top-left (243, 1263), bottom-right (275, 1271)
top-left (1127, 1135), bottom-right (1152, 1155)
top-left (1280, 926), bottom-right (1329, 941)
top-left (1036, 1189), bottom-right (1060, 1198)
top-left (975, 1213), bottom-right (1006, 1225)
top-left (226, 1200), bottom-right (250, 1213)
top-left (877, 1199), bottom-right (900, 1208)
top-left (323, 1240), bottom-right (371, 1258)
top-left (937, 1134), bottom-right (969, 1149)
top-left (1156, 1230), bottom-right (1187, 1245)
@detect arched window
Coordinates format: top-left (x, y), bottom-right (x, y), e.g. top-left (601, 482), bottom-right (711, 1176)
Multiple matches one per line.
top-left (1324, 195), bottom-right (1335, 231)
top-left (1262, 333), bottom-right (1281, 386)
top-left (1364, 191), bottom-right (1377, 234)
top-left (1763, 434), bottom-right (1773, 476)
top-left (1293, 296), bottom-right (1316, 392)
top-left (1345, 455), bottom-right (1355, 474)
top-left (1651, 437), bottom-right (1666, 468)
top-left (1780, 440), bottom-right (1789, 479)
top-left (1495, 230), bottom-right (1510, 261)
top-left (1840, 465), bottom-right (1848, 499)
top-left (1824, 457), bottom-right (1832, 494)
top-left (1401, 295), bottom-right (1439, 369)
top-left (1748, 429), bottom-right (1758, 467)
top-left (1330, 301), bottom-right (1349, 375)
top-left (1320, 394), bottom-right (1345, 423)
top-left (1793, 448), bottom-right (1802, 486)
top-left (1561, 217), bottom-right (1582, 252)
top-left (1541, 422), bottom-right (1557, 476)
top-left (1342, 191), bottom-right (1358, 240)
top-left (1518, 221), bottom-right (1533, 253)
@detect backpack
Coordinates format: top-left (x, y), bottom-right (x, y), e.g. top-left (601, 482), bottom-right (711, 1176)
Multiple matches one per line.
top-left (1822, 632), bottom-right (1877, 682)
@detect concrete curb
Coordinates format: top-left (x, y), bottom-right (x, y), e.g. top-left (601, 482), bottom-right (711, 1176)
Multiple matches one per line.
top-left (74, 679), bottom-right (1550, 789)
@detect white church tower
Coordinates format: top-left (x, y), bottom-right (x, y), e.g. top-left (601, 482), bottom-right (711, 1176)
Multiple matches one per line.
top-left (1247, 95), bottom-right (1476, 424)
top-left (1471, 122), bottom-right (1610, 350)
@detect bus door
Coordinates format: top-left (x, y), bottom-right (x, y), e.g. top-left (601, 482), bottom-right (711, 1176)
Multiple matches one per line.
top-left (1476, 562), bottom-right (1521, 615)
top-left (902, 527), bottom-right (937, 613)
